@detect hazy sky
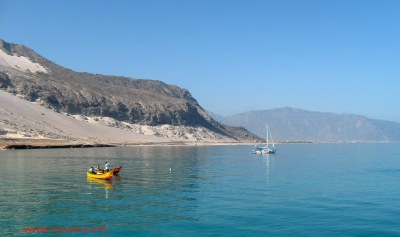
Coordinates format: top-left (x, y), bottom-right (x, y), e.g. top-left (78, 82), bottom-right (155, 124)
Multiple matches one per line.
top-left (1, 0), bottom-right (399, 121)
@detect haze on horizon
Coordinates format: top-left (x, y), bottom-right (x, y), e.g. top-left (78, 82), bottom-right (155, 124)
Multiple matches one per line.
top-left (1, 0), bottom-right (399, 122)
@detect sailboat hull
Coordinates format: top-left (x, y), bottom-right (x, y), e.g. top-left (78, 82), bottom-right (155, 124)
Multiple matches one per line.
top-left (265, 149), bottom-right (276, 154)
top-left (262, 148), bottom-right (276, 154)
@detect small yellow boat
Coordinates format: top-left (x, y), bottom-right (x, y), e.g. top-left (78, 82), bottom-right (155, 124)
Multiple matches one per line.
top-left (86, 171), bottom-right (113, 180)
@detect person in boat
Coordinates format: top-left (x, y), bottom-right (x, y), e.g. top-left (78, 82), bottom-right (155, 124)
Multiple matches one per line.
top-left (88, 166), bottom-right (95, 174)
top-left (105, 161), bottom-right (110, 172)
top-left (94, 165), bottom-right (104, 174)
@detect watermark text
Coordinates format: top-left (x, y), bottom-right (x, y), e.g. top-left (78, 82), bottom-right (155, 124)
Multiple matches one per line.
top-left (23, 226), bottom-right (108, 233)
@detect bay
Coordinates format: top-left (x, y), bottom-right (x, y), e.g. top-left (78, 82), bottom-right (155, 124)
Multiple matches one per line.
top-left (1, 143), bottom-right (400, 236)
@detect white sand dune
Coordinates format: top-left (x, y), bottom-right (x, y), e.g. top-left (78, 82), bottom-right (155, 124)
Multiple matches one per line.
top-left (0, 49), bottom-right (48, 74)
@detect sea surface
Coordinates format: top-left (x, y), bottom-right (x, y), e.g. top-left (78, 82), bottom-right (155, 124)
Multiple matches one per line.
top-left (1, 143), bottom-right (400, 236)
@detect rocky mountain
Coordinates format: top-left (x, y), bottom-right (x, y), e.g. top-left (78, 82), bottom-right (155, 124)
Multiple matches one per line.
top-left (211, 107), bottom-right (400, 142)
top-left (0, 39), bottom-right (261, 143)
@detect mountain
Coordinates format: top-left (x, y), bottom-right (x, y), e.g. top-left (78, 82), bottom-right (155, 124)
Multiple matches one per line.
top-left (0, 39), bottom-right (261, 143)
top-left (206, 111), bottom-right (228, 124)
top-left (211, 107), bottom-right (400, 142)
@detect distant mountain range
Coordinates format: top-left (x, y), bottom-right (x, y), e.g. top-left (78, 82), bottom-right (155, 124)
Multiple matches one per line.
top-left (209, 107), bottom-right (400, 142)
top-left (0, 39), bottom-right (261, 143)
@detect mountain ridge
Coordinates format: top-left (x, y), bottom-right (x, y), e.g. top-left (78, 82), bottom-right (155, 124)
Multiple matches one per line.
top-left (210, 107), bottom-right (400, 141)
top-left (0, 39), bottom-right (261, 143)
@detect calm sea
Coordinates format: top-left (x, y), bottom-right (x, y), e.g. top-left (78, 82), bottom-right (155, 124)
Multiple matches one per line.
top-left (1, 143), bottom-right (400, 236)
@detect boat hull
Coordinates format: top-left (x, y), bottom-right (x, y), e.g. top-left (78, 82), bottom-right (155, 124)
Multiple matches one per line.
top-left (263, 148), bottom-right (276, 154)
top-left (86, 171), bottom-right (113, 180)
top-left (113, 167), bottom-right (122, 174)
top-left (251, 146), bottom-right (276, 154)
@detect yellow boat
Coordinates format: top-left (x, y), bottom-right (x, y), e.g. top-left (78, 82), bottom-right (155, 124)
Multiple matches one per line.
top-left (86, 170), bottom-right (113, 180)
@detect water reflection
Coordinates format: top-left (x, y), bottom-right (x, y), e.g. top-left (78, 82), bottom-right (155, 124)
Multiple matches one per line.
top-left (257, 153), bottom-right (276, 201)
top-left (263, 154), bottom-right (271, 184)
top-left (87, 177), bottom-right (113, 199)
top-left (87, 177), bottom-right (113, 189)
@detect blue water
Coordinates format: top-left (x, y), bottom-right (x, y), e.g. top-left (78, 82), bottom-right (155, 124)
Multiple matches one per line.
top-left (1, 143), bottom-right (400, 236)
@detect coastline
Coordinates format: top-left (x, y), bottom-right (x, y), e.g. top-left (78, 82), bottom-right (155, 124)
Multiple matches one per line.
top-left (1, 138), bottom-right (392, 150)
top-left (0, 138), bottom-right (245, 150)
top-left (0, 138), bottom-right (112, 150)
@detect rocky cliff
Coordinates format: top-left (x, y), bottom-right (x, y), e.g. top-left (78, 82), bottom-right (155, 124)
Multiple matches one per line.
top-left (0, 39), bottom-right (261, 142)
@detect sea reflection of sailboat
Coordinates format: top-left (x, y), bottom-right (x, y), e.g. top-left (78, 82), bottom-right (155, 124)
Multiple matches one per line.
top-left (263, 155), bottom-right (270, 184)
top-left (262, 154), bottom-right (273, 201)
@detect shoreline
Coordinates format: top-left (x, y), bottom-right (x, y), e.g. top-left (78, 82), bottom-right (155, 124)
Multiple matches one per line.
top-left (0, 138), bottom-right (241, 150)
top-left (0, 138), bottom-right (394, 150)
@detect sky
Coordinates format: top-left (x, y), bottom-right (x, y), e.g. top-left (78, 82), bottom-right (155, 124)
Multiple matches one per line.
top-left (0, 0), bottom-right (399, 122)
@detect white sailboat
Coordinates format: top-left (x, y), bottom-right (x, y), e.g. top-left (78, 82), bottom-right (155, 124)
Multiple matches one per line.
top-left (252, 123), bottom-right (276, 154)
